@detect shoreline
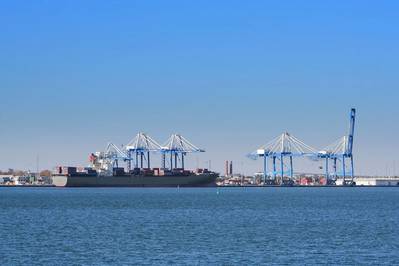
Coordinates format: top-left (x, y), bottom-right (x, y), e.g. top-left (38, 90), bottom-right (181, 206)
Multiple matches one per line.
top-left (1, 185), bottom-right (398, 188)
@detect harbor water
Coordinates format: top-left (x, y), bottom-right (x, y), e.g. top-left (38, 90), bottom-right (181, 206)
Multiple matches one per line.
top-left (0, 187), bottom-right (398, 265)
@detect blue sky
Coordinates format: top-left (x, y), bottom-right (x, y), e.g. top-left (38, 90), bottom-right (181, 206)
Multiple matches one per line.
top-left (1, 0), bottom-right (398, 175)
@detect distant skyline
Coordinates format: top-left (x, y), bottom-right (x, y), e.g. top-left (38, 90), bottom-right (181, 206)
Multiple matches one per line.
top-left (1, 1), bottom-right (399, 176)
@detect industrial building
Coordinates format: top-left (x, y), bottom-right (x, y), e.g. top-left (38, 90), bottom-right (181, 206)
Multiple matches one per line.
top-left (338, 177), bottom-right (399, 186)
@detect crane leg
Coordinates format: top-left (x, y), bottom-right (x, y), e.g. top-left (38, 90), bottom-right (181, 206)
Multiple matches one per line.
top-left (263, 155), bottom-right (267, 183)
top-left (334, 158), bottom-right (337, 179)
top-left (127, 151), bottom-right (131, 172)
top-left (280, 155), bottom-right (284, 185)
top-left (351, 155), bottom-right (354, 182)
top-left (325, 158), bottom-right (329, 183)
top-left (273, 156), bottom-right (276, 183)
top-left (162, 153), bottom-right (166, 169)
top-left (290, 156), bottom-right (293, 179)
top-left (342, 155), bottom-right (346, 184)
top-left (170, 152), bottom-right (173, 170)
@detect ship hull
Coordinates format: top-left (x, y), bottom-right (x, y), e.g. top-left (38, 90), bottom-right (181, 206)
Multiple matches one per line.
top-left (52, 173), bottom-right (218, 187)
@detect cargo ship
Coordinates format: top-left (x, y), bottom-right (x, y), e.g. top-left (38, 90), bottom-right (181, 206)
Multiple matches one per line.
top-left (52, 167), bottom-right (218, 187)
top-left (52, 133), bottom-right (219, 187)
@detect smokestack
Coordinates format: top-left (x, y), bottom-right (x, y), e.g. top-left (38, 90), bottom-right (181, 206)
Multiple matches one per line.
top-left (229, 161), bottom-right (233, 176)
top-left (225, 161), bottom-right (229, 177)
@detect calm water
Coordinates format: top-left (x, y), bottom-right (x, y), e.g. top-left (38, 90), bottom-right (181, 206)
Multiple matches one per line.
top-left (0, 187), bottom-right (398, 265)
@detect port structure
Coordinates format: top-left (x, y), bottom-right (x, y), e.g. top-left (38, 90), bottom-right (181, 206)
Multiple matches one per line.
top-left (318, 108), bottom-right (356, 185)
top-left (248, 133), bottom-right (318, 185)
top-left (161, 134), bottom-right (204, 170)
top-left (248, 108), bottom-right (356, 185)
top-left (94, 142), bottom-right (131, 170)
top-left (105, 142), bottom-right (130, 167)
top-left (125, 132), bottom-right (162, 171)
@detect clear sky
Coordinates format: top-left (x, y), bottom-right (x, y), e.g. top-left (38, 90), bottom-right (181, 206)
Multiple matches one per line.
top-left (1, 1), bottom-right (398, 176)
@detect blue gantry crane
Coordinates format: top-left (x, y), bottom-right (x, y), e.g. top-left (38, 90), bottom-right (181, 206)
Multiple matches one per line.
top-left (94, 133), bottom-right (205, 173)
top-left (248, 132), bottom-right (318, 184)
top-left (248, 108), bottom-right (357, 185)
top-left (100, 142), bottom-right (131, 168)
top-left (125, 132), bottom-right (162, 170)
top-left (318, 108), bottom-right (356, 185)
top-left (161, 134), bottom-right (204, 170)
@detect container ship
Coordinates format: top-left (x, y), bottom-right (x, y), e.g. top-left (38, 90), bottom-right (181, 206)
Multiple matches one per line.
top-left (52, 133), bottom-right (219, 187)
top-left (52, 167), bottom-right (218, 187)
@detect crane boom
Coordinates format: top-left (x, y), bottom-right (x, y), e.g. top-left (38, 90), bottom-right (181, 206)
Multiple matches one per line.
top-left (346, 108), bottom-right (356, 156)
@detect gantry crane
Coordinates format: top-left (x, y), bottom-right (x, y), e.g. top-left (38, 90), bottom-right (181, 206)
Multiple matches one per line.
top-left (249, 132), bottom-right (318, 185)
top-left (89, 142), bottom-right (131, 174)
top-left (161, 134), bottom-right (204, 170)
top-left (248, 108), bottom-right (356, 186)
top-left (318, 108), bottom-right (356, 185)
top-left (125, 132), bottom-right (162, 171)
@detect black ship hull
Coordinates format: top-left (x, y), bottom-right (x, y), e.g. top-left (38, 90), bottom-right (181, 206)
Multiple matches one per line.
top-left (52, 173), bottom-right (218, 187)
